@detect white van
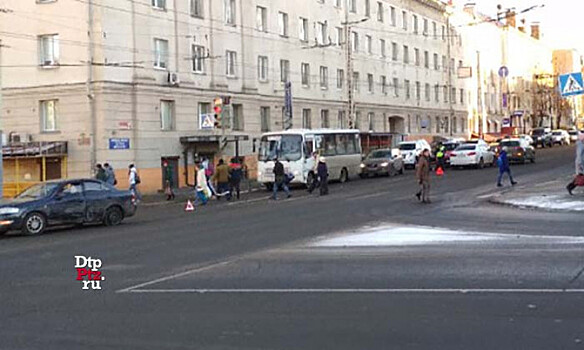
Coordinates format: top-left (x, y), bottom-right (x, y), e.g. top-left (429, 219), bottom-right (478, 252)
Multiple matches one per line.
top-left (399, 140), bottom-right (431, 169)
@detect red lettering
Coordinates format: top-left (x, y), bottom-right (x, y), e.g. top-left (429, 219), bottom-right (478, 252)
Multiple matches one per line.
top-left (76, 268), bottom-right (89, 281)
top-left (89, 270), bottom-right (102, 281)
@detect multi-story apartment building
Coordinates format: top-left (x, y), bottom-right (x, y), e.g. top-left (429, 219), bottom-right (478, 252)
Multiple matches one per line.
top-left (553, 49), bottom-right (583, 129)
top-left (0, 0), bottom-right (467, 194)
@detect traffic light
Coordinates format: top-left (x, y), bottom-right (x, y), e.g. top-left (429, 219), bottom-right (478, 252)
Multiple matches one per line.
top-left (213, 97), bottom-right (223, 128)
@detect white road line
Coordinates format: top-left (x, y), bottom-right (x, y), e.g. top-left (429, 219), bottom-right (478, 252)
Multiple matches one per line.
top-left (125, 288), bottom-right (584, 294)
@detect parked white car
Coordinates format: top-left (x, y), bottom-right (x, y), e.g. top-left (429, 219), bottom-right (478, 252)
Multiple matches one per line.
top-left (568, 130), bottom-right (579, 142)
top-left (399, 140), bottom-right (432, 169)
top-left (519, 134), bottom-right (534, 146)
top-left (450, 143), bottom-right (496, 169)
top-left (551, 130), bottom-right (570, 146)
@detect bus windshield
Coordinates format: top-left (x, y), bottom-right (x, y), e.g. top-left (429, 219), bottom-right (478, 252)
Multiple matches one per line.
top-left (259, 135), bottom-right (303, 162)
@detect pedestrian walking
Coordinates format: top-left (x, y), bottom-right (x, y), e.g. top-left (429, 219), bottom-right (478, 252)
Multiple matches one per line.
top-left (317, 156), bottom-right (329, 196)
top-left (496, 147), bottom-right (517, 187)
top-left (213, 159), bottom-right (231, 200)
top-left (103, 163), bottom-right (117, 186)
top-left (566, 132), bottom-right (584, 195)
top-left (415, 148), bottom-right (431, 203)
top-left (194, 162), bottom-right (211, 205)
top-left (95, 164), bottom-right (107, 182)
top-left (163, 160), bottom-right (175, 201)
top-left (307, 151), bottom-right (320, 194)
top-left (128, 164), bottom-right (142, 202)
top-left (229, 157), bottom-right (243, 200)
top-left (271, 157), bottom-right (291, 200)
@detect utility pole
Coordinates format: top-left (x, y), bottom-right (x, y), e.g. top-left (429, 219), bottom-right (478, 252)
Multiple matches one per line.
top-left (0, 39), bottom-right (4, 197)
top-left (476, 50), bottom-right (483, 138)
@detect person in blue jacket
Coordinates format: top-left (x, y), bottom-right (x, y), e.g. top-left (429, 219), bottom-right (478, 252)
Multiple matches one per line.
top-left (497, 147), bottom-right (517, 187)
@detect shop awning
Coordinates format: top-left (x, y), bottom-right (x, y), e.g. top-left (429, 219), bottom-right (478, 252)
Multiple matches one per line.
top-left (2, 141), bottom-right (68, 159)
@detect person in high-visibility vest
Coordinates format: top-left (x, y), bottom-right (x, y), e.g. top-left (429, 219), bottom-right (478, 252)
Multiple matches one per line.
top-left (436, 143), bottom-right (446, 171)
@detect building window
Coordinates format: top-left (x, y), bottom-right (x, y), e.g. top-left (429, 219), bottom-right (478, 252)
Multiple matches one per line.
top-left (413, 15), bottom-right (418, 34)
top-left (368, 112), bottom-right (374, 131)
top-left (258, 56), bottom-right (268, 81)
top-left (452, 88), bottom-right (457, 104)
top-left (160, 100), bottom-right (174, 131)
top-left (402, 10), bottom-right (407, 30)
top-left (415, 81), bottom-right (420, 100)
top-left (320, 66), bottom-right (329, 89)
top-left (225, 50), bottom-right (237, 77)
top-left (152, 0), bottom-right (165, 10)
top-left (453, 116), bottom-right (458, 133)
top-left (435, 116), bottom-right (441, 133)
top-left (199, 102), bottom-right (210, 117)
top-left (432, 21), bottom-right (437, 38)
top-left (424, 50), bottom-right (429, 68)
top-left (367, 73), bottom-right (374, 93)
top-left (232, 104), bottom-right (244, 131)
top-left (299, 17), bottom-right (309, 41)
top-left (256, 6), bottom-right (267, 31)
top-left (192, 44), bottom-right (205, 73)
top-left (434, 84), bottom-right (439, 102)
top-left (355, 111), bottom-right (361, 130)
top-left (280, 59), bottom-right (290, 82)
top-left (460, 88), bottom-right (464, 104)
top-left (301, 63), bottom-right (310, 87)
top-left (380, 39), bottom-right (386, 58)
top-left (191, 0), bottom-right (203, 17)
top-left (423, 18), bottom-right (428, 35)
top-left (442, 55), bottom-right (447, 72)
top-left (433, 53), bottom-right (439, 70)
top-left (317, 22), bottom-right (328, 45)
top-left (349, 0), bottom-right (357, 13)
top-left (278, 12), bottom-right (289, 37)
top-left (414, 48), bottom-right (420, 66)
top-left (392, 77), bottom-right (399, 97)
top-left (260, 107), bottom-right (271, 132)
top-left (366, 35), bottom-right (372, 54)
top-left (40, 100), bottom-right (58, 132)
top-left (353, 72), bottom-right (360, 92)
top-left (391, 42), bottom-right (398, 61)
top-left (337, 111), bottom-right (346, 128)
top-left (224, 0), bottom-right (236, 25)
top-left (365, 0), bottom-right (371, 17)
top-left (39, 34), bottom-right (59, 66)
top-left (425, 83), bottom-right (430, 101)
top-left (154, 38), bottom-right (169, 69)
top-left (390, 6), bottom-right (396, 26)
top-left (377, 2), bottom-right (383, 22)
top-left (404, 80), bottom-right (410, 99)
top-left (321, 110), bottom-right (330, 128)
top-left (443, 86), bottom-right (448, 103)
top-left (337, 69), bottom-right (344, 89)
top-left (302, 109), bottom-right (312, 129)
top-left (351, 31), bottom-right (359, 52)
top-left (381, 75), bottom-right (387, 94)
top-left (335, 0), bottom-right (342, 8)
top-left (442, 25), bottom-right (446, 41)
top-left (403, 45), bottom-right (409, 64)
top-left (336, 27), bottom-right (344, 45)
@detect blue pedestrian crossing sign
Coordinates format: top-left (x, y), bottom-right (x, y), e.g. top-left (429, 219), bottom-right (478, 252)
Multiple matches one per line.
top-left (559, 72), bottom-right (584, 97)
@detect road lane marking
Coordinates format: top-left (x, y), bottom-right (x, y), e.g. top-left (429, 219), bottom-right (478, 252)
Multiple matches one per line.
top-left (125, 288), bottom-right (584, 294)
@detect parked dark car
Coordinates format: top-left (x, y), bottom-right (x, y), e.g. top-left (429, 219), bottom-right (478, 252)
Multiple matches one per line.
top-left (0, 179), bottom-right (137, 236)
top-left (499, 139), bottom-right (535, 164)
top-left (530, 128), bottom-right (553, 148)
top-left (360, 149), bottom-right (405, 178)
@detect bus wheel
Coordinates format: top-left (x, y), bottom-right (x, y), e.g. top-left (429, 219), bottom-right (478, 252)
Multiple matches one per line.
top-left (306, 173), bottom-right (316, 189)
top-left (339, 168), bottom-right (349, 183)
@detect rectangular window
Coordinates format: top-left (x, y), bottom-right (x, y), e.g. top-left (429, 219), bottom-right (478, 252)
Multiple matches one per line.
top-left (443, 86), bottom-right (448, 102)
top-left (413, 15), bottom-right (418, 34)
top-left (442, 55), bottom-right (447, 72)
top-left (377, 2), bottom-right (383, 22)
top-left (192, 44), bottom-right (205, 73)
top-left (433, 53), bottom-right (439, 70)
top-left (351, 31), bottom-right (359, 52)
top-left (191, 0), bottom-right (203, 17)
top-left (425, 83), bottom-right (430, 101)
top-left (415, 81), bottom-right (421, 100)
top-left (302, 109), bottom-right (312, 129)
top-left (224, 0), bottom-right (235, 25)
top-left (403, 45), bottom-right (409, 64)
top-left (258, 56), bottom-right (268, 81)
top-left (278, 12), bottom-right (289, 37)
top-left (391, 42), bottom-right (398, 61)
top-left (198, 102), bottom-right (210, 116)
top-left (367, 73), bottom-right (374, 93)
top-left (301, 63), bottom-right (310, 87)
top-left (154, 38), bottom-right (169, 69)
top-left (390, 6), bottom-right (396, 26)
top-left (423, 18), bottom-right (428, 35)
top-left (225, 50), bottom-right (237, 77)
top-left (349, 0), bottom-right (356, 13)
top-left (434, 84), bottom-right (439, 102)
top-left (414, 48), bottom-right (420, 66)
top-left (380, 39), bottom-right (386, 58)
top-left (355, 111), bottom-right (361, 130)
top-left (160, 100), bottom-right (174, 131)
top-left (317, 22), bottom-right (328, 45)
top-left (256, 6), bottom-right (267, 31)
top-left (365, 0), bottom-right (371, 17)
top-left (152, 0), bottom-right (165, 10)
top-left (320, 66), bottom-right (329, 89)
top-left (39, 34), bottom-right (59, 66)
top-left (337, 111), bottom-right (346, 128)
top-left (336, 27), bottom-right (344, 45)
top-left (40, 100), bottom-right (58, 132)
top-left (402, 10), bottom-right (407, 30)
top-left (366, 35), bottom-right (372, 54)
top-left (432, 21), bottom-right (437, 38)
top-left (452, 88), bottom-right (457, 104)
top-left (393, 77), bottom-right (399, 97)
top-left (261, 107), bottom-right (271, 132)
top-left (335, 0), bottom-right (342, 8)
top-left (321, 110), bottom-right (330, 128)
top-left (442, 25), bottom-right (446, 41)
top-left (232, 104), bottom-right (244, 131)
top-left (337, 69), bottom-right (344, 89)
top-left (460, 88), bottom-right (464, 104)
top-left (404, 80), bottom-right (410, 99)
top-left (280, 59), bottom-right (290, 82)
top-left (353, 72), bottom-right (360, 92)
top-left (424, 50), bottom-right (429, 68)
top-left (381, 75), bottom-right (387, 94)
top-left (368, 112), bottom-right (374, 131)
top-left (299, 17), bottom-right (309, 41)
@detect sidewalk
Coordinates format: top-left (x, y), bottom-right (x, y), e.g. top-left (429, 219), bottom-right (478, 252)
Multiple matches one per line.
top-left (489, 176), bottom-right (584, 213)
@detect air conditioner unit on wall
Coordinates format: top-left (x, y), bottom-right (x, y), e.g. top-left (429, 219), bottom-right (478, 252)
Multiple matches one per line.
top-left (9, 132), bottom-right (32, 143)
top-left (168, 72), bottom-right (180, 86)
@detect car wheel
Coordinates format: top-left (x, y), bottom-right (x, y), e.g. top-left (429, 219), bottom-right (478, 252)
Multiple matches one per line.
top-left (359, 173), bottom-right (366, 179)
top-left (478, 158), bottom-right (485, 169)
top-left (307, 173), bottom-right (316, 188)
top-left (399, 166), bottom-right (405, 175)
top-left (530, 155), bottom-right (536, 163)
top-left (339, 168), bottom-right (349, 183)
top-left (22, 212), bottom-right (47, 236)
top-left (104, 206), bottom-right (124, 227)
top-left (0, 228), bottom-right (9, 236)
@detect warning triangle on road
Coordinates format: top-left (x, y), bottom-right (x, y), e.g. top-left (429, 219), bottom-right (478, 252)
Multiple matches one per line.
top-left (563, 74), bottom-right (584, 95)
top-left (185, 200), bottom-right (195, 212)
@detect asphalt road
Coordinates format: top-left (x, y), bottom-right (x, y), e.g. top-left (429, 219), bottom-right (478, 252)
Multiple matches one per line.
top-left (1, 145), bottom-right (583, 349)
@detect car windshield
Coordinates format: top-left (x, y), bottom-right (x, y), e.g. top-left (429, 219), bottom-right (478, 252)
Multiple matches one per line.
top-left (569, 131), bottom-right (578, 135)
top-left (368, 150), bottom-right (391, 159)
top-left (552, 132), bottom-right (562, 136)
top-left (399, 143), bottom-right (416, 151)
top-left (531, 129), bottom-right (545, 136)
top-left (456, 145), bottom-right (476, 151)
top-left (501, 141), bottom-right (521, 147)
top-left (16, 183), bottom-right (59, 199)
top-left (259, 134), bottom-right (303, 162)
top-left (444, 143), bottom-right (459, 151)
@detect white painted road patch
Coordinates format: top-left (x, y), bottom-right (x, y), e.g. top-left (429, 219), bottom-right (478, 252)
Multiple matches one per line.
top-left (502, 194), bottom-right (584, 212)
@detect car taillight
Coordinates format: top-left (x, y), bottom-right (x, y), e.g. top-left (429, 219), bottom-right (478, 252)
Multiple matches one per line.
top-left (468, 152), bottom-right (477, 156)
top-left (450, 153), bottom-right (457, 157)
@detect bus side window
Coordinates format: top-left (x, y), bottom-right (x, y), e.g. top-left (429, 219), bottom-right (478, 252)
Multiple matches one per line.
top-left (346, 134), bottom-right (357, 154)
top-left (323, 134), bottom-right (337, 156)
top-left (336, 134), bottom-right (348, 155)
top-left (304, 140), bottom-right (314, 156)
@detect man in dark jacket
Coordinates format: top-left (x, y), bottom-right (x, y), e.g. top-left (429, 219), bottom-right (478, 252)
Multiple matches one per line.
top-left (415, 149), bottom-right (431, 203)
top-left (95, 164), bottom-right (107, 182)
top-left (213, 159), bottom-right (231, 200)
top-left (497, 147), bottom-right (517, 187)
top-left (317, 156), bottom-right (329, 196)
top-left (229, 157), bottom-right (243, 200)
top-left (271, 158), bottom-right (291, 200)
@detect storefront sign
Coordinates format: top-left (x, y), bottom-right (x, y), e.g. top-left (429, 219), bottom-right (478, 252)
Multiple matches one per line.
top-left (109, 138), bottom-right (130, 150)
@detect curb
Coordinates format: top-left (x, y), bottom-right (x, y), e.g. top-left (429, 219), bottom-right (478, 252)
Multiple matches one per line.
top-left (488, 193), bottom-right (584, 214)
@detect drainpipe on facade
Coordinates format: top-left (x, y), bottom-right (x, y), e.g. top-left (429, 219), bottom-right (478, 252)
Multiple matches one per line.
top-left (446, 13), bottom-right (454, 136)
top-left (87, 0), bottom-right (97, 176)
